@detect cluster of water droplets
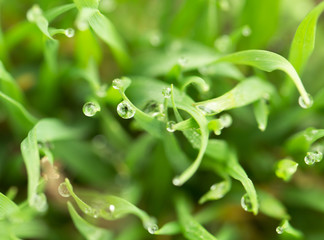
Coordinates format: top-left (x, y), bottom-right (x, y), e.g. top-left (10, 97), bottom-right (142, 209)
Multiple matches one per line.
top-left (83, 102), bottom-right (101, 117)
top-left (241, 193), bottom-right (253, 212)
top-left (304, 150), bottom-right (323, 165)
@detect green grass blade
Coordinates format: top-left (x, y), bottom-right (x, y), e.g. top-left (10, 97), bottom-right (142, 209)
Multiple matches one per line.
top-left (195, 77), bottom-right (274, 115)
top-left (289, 1), bottom-right (324, 74)
top-left (65, 179), bottom-right (157, 234)
top-left (253, 98), bottom-right (269, 131)
top-left (44, 3), bottom-right (76, 22)
top-left (73, 0), bottom-right (130, 69)
top-left (0, 192), bottom-right (18, 219)
top-left (67, 202), bottom-right (113, 240)
top-left (210, 50), bottom-right (312, 107)
top-left (226, 151), bottom-right (259, 215)
top-left (21, 128), bottom-right (40, 208)
top-left (175, 196), bottom-right (218, 240)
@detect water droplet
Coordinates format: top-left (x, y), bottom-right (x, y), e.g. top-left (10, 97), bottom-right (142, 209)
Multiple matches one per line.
top-left (147, 224), bottom-right (159, 234)
top-left (26, 5), bottom-right (42, 22)
top-left (219, 113), bottom-right (232, 128)
top-left (172, 177), bottom-right (181, 186)
top-left (65, 28), bottom-right (75, 38)
top-left (83, 102), bottom-right (101, 117)
top-left (58, 182), bottom-right (70, 198)
top-left (298, 93), bottom-right (313, 109)
top-left (276, 226), bottom-right (284, 234)
top-left (143, 100), bottom-right (163, 117)
top-left (117, 100), bottom-right (136, 119)
top-left (305, 151), bottom-right (323, 165)
top-left (92, 209), bottom-right (100, 218)
top-left (108, 204), bottom-right (115, 213)
top-left (31, 194), bottom-right (48, 212)
top-left (241, 193), bottom-right (253, 212)
top-left (112, 78), bottom-right (122, 90)
top-left (178, 56), bottom-right (188, 67)
top-left (149, 32), bottom-right (161, 46)
top-left (166, 121), bottom-right (176, 132)
top-left (214, 35), bottom-right (231, 52)
top-left (197, 105), bottom-right (215, 115)
top-left (84, 206), bottom-right (92, 215)
top-left (100, 0), bottom-right (117, 12)
top-left (96, 84), bottom-right (108, 98)
top-left (162, 87), bottom-right (171, 98)
top-left (242, 25), bottom-right (251, 37)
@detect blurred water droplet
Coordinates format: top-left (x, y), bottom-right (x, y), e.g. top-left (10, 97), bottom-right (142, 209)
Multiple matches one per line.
top-left (149, 32), bottom-right (161, 46)
top-left (214, 35), bottom-right (231, 52)
top-left (162, 87), bottom-right (171, 98)
top-left (26, 5), bottom-right (42, 22)
top-left (108, 204), bottom-right (115, 213)
top-left (147, 224), bottom-right (158, 234)
top-left (83, 102), bottom-right (101, 117)
top-left (100, 0), bottom-right (116, 12)
top-left (172, 177), bottom-right (181, 186)
top-left (166, 121), bottom-right (176, 132)
top-left (298, 93), bottom-right (313, 109)
top-left (178, 56), bottom-right (188, 67)
top-left (241, 193), bottom-right (253, 212)
top-left (112, 78), bottom-right (122, 90)
top-left (96, 84), bottom-right (108, 98)
top-left (275, 159), bottom-right (298, 181)
top-left (58, 182), bottom-right (70, 197)
top-left (143, 100), bottom-right (163, 117)
top-left (219, 113), bottom-right (232, 128)
top-left (197, 105), bottom-right (215, 115)
top-left (65, 28), bottom-right (75, 38)
top-left (276, 226), bottom-right (284, 234)
top-left (84, 206), bottom-right (92, 215)
top-left (31, 193), bottom-right (48, 212)
top-left (242, 25), bottom-right (251, 37)
top-left (117, 100), bottom-right (135, 119)
top-left (92, 209), bottom-right (99, 218)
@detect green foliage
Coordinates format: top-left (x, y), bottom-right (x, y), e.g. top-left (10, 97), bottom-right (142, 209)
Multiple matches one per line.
top-left (1, 0), bottom-right (324, 239)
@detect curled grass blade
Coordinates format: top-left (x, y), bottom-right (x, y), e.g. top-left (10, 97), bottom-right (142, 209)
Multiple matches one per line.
top-left (210, 50), bottom-right (311, 106)
top-left (67, 202), bottom-right (113, 240)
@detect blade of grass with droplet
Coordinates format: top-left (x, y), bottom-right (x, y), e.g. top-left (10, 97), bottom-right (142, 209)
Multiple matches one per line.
top-left (21, 127), bottom-right (40, 207)
top-left (125, 77), bottom-right (209, 186)
top-left (199, 178), bottom-right (232, 204)
top-left (195, 77), bottom-right (274, 115)
top-left (286, 127), bottom-right (324, 154)
top-left (209, 50), bottom-right (311, 106)
top-left (67, 202), bottom-right (113, 240)
top-left (64, 179), bottom-right (156, 233)
top-left (175, 196), bottom-right (218, 240)
top-left (253, 98), bottom-right (269, 131)
top-left (226, 150), bottom-right (258, 215)
top-left (73, 0), bottom-right (130, 69)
